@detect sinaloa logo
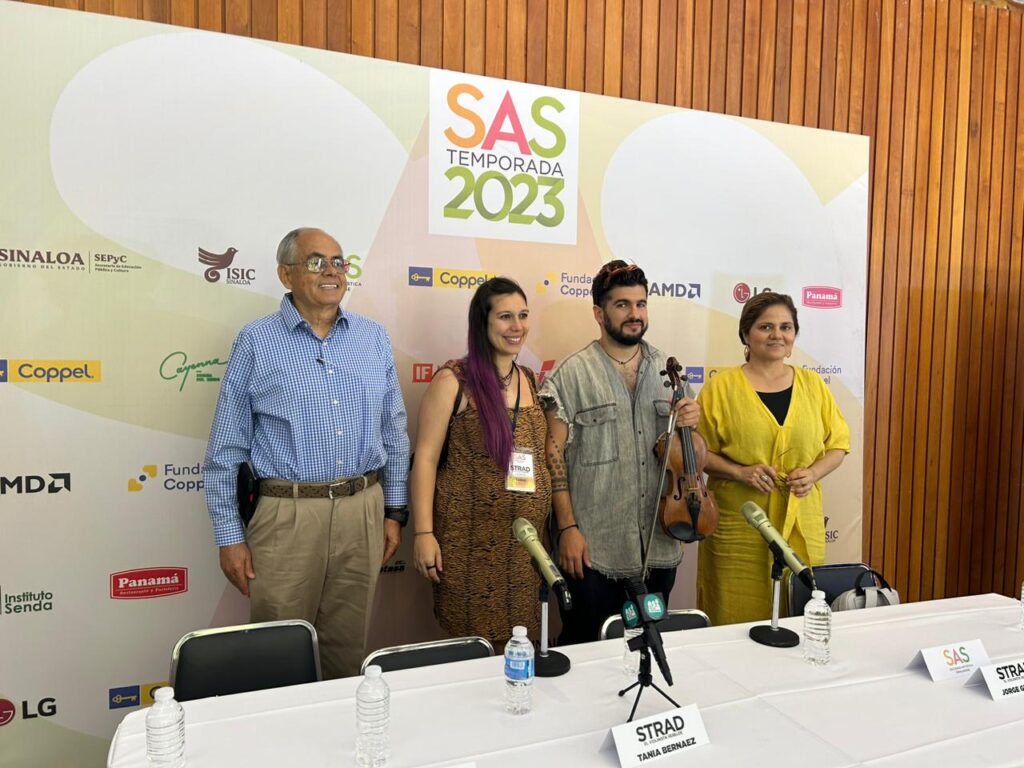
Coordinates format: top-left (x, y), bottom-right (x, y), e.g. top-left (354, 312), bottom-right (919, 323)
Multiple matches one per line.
top-left (429, 71), bottom-right (580, 245)
top-left (127, 463), bottom-right (203, 492)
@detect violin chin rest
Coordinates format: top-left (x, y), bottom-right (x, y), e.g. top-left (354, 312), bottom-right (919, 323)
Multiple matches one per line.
top-left (667, 522), bottom-right (705, 543)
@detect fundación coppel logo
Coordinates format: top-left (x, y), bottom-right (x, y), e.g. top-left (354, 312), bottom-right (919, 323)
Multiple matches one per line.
top-left (128, 463), bottom-right (203, 492)
top-left (198, 246), bottom-right (255, 285)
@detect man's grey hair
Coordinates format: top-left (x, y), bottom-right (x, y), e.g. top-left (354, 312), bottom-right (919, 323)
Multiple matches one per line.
top-left (276, 228), bottom-right (317, 266)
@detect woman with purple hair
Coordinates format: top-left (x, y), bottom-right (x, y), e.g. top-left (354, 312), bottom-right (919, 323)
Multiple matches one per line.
top-left (410, 277), bottom-right (552, 649)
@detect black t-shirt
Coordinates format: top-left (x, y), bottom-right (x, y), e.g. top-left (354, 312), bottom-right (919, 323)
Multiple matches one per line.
top-left (757, 385), bottom-right (793, 426)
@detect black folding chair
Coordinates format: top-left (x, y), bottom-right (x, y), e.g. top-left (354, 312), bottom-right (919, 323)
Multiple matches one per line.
top-left (169, 619), bottom-right (321, 702)
top-left (361, 637), bottom-right (493, 674)
top-left (786, 562), bottom-right (873, 616)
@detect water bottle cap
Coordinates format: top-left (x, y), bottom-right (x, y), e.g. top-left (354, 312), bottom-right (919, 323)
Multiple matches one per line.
top-left (811, 590), bottom-right (826, 600)
top-left (364, 665), bottom-right (382, 678)
top-left (153, 687), bottom-right (174, 701)
top-left (512, 625), bottom-right (527, 637)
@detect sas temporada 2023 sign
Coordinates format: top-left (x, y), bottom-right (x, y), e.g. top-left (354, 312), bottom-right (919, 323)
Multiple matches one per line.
top-left (429, 71), bottom-right (580, 244)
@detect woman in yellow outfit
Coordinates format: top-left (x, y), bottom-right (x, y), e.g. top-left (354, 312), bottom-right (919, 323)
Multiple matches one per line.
top-left (696, 292), bottom-right (850, 625)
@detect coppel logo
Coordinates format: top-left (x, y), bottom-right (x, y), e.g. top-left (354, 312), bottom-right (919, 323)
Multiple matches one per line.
top-left (0, 360), bottom-right (101, 383)
top-left (408, 266), bottom-right (434, 287)
top-left (802, 285), bottom-right (843, 309)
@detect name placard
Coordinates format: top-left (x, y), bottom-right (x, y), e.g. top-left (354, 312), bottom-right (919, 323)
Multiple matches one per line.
top-left (966, 656), bottom-right (1024, 701)
top-left (908, 639), bottom-right (990, 682)
top-left (611, 704), bottom-right (709, 767)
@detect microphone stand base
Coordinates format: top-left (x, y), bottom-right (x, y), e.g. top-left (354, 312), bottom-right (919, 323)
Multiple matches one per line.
top-left (749, 624), bottom-right (799, 647)
top-left (536, 650), bottom-right (571, 677)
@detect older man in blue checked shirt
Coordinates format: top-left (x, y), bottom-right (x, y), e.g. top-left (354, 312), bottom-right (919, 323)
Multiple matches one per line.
top-left (203, 227), bottom-right (410, 679)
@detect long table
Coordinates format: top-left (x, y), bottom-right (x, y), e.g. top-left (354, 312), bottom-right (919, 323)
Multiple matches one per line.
top-left (108, 593), bottom-right (1024, 767)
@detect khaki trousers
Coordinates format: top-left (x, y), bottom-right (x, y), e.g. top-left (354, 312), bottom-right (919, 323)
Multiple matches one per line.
top-left (246, 484), bottom-right (384, 679)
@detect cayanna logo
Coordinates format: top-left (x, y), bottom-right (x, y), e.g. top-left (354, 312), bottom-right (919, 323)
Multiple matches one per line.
top-left (109, 567), bottom-right (188, 599)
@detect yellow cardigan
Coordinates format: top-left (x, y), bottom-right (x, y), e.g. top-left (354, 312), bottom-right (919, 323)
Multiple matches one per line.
top-left (695, 366), bottom-right (850, 625)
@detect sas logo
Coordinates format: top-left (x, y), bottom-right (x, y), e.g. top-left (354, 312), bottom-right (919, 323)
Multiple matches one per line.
top-left (110, 567), bottom-right (188, 600)
top-left (408, 266), bottom-right (495, 290)
top-left (733, 283), bottom-right (774, 304)
top-left (198, 246), bottom-right (255, 285)
top-left (128, 463), bottom-right (203, 493)
top-left (0, 360), bottom-right (101, 383)
top-left (802, 285), bottom-right (843, 309)
top-left (108, 682), bottom-right (168, 710)
top-left (943, 645), bottom-right (973, 668)
top-left (412, 363), bottom-right (435, 383)
top-left (0, 473), bottom-right (71, 495)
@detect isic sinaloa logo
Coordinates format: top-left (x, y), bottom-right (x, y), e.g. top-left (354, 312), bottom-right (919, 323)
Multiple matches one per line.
top-left (198, 245), bottom-right (256, 285)
top-left (0, 360), bottom-right (101, 383)
top-left (127, 463), bottom-right (203, 492)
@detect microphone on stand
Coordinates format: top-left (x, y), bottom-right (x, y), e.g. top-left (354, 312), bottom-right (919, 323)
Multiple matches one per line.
top-left (512, 518), bottom-right (572, 611)
top-left (622, 579), bottom-right (673, 687)
top-left (740, 501), bottom-right (816, 589)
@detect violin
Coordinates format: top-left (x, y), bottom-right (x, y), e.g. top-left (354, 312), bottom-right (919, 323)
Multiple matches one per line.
top-left (653, 357), bottom-right (719, 542)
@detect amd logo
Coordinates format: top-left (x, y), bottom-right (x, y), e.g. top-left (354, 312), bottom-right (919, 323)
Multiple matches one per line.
top-left (0, 473), bottom-right (71, 495)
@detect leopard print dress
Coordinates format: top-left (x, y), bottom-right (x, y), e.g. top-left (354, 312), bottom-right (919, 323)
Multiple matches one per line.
top-left (432, 361), bottom-right (552, 650)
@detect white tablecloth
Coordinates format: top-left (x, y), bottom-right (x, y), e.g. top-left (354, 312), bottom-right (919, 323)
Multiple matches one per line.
top-left (108, 594), bottom-right (1024, 767)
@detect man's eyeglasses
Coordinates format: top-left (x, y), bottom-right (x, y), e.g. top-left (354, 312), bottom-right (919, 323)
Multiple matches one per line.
top-left (294, 254), bottom-right (351, 273)
top-left (600, 263), bottom-right (640, 288)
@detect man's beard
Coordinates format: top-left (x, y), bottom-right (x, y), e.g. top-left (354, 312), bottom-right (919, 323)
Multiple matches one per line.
top-left (604, 315), bottom-right (647, 346)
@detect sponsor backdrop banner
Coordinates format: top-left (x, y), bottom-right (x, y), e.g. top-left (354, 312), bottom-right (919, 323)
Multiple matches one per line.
top-left (0, 3), bottom-right (868, 765)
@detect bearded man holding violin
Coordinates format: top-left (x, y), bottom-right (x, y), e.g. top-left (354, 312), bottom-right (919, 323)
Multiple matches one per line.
top-left (539, 260), bottom-right (701, 645)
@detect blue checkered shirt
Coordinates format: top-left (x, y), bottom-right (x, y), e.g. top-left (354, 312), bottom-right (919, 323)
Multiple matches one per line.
top-left (203, 295), bottom-right (410, 547)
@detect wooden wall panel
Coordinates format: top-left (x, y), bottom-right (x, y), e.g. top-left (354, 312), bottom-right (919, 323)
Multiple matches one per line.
top-left (22, 0), bottom-right (1024, 603)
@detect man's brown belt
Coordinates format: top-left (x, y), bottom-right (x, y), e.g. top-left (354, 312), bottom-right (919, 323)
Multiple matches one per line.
top-left (259, 471), bottom-right (379, 499)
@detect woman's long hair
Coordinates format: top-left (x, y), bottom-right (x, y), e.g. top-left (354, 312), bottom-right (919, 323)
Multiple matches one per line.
top-left (462, 277), bottom-right (527, 469)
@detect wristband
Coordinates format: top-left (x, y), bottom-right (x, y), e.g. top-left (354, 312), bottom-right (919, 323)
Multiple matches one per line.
top-left (558, 523), bottom-right (579, 533)
top-left (414, 530), bottom-right (433, 536)
top-left (383, 506), bottom-right (409, 527)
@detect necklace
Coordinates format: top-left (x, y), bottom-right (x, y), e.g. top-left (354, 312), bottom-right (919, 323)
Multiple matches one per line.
top-left (603, 345), bottom-right (641, 366)
top-left (498, 361), bottom-right (516, 387)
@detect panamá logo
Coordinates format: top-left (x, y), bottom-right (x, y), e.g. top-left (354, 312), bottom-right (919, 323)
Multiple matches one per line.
top-left (429, 71), bottom-right (580, 244)
top-left (0, 473), bottom-right (71, 495)
top-left (127, 463), bottom-right (203, 493)
top-left (198, 246), bottom-right (255, 285)
top-left (1, 585), bottom-right (55, 616)
top-left (802, 285), bottom-right (842, 308)
top-left (110, 567), bottom-right (188, 599)
top-left (0, 360), bottom-right (101, 383)
top-left (159, 351), bottom-right (227, 392)
top-left (0, 248), bottom-right (85, 272)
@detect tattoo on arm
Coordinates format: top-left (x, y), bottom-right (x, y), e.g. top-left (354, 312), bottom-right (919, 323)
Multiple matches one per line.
top-left (546, 433), bottom-right (569, 493)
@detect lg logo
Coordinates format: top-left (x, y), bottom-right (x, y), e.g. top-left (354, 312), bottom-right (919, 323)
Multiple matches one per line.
top-left (0, 697), bottom-right (57, 726)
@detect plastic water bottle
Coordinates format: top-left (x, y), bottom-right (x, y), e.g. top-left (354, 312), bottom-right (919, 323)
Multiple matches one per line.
top-left (504, 625), bottom-right (534, 714)
top-left (623, 627), bottom-right (643, 677)
top-left (355, 665), bottom-right (390, 767)
top-left (145, 687), bottom-right (184, 767)
top-left (803, 589), bottom-right (832, 665)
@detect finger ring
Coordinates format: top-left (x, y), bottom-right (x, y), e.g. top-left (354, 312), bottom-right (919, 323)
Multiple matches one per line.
top-left (759, 474), bottom-right (770, 483)
top-left (426, 565), bottom-right (436, 570)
